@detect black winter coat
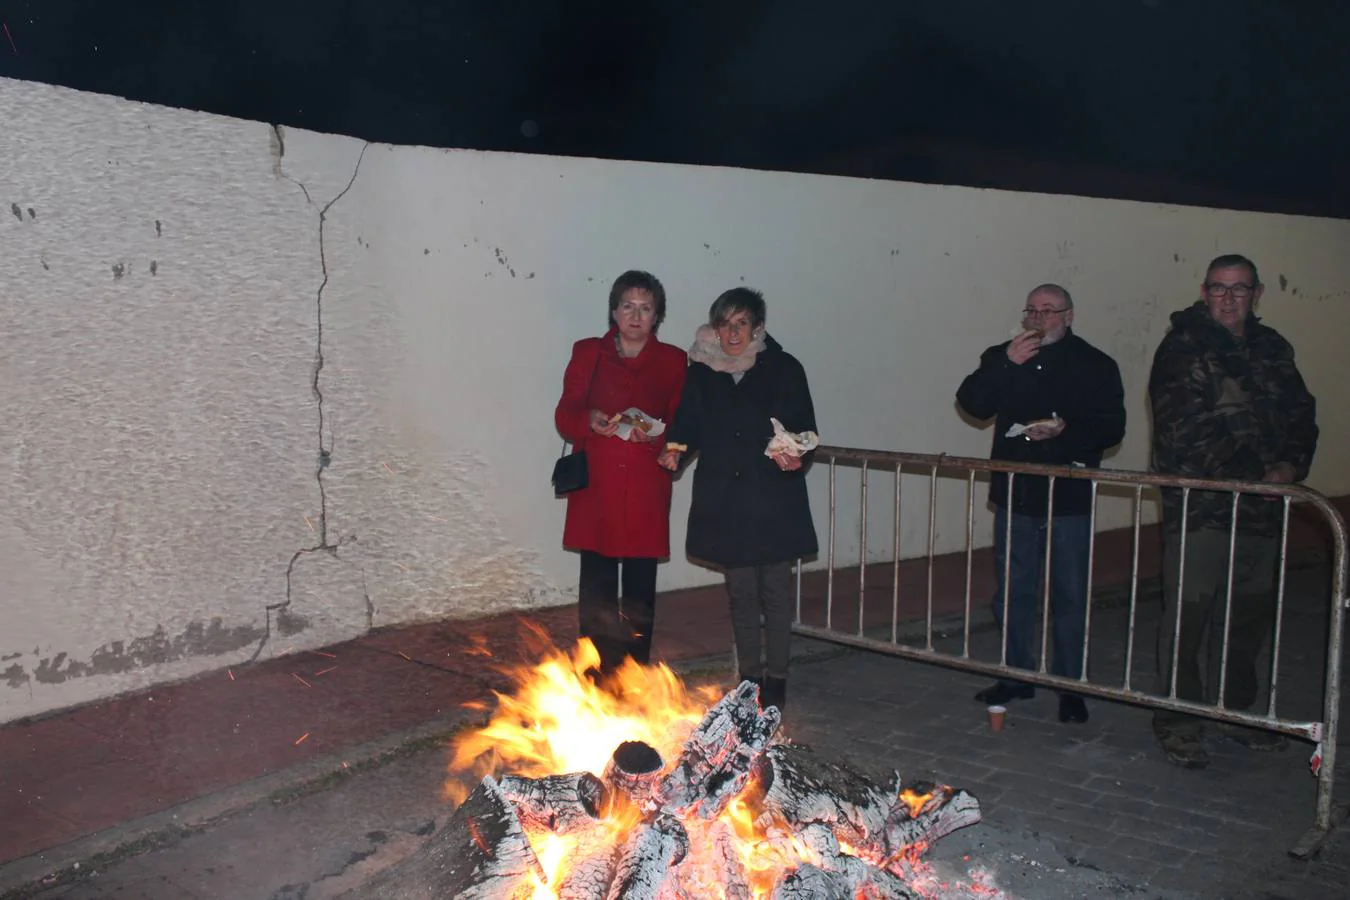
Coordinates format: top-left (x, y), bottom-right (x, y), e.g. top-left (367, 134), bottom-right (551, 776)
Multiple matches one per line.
top-left (956, 329), bottom-right (1126, 517)
top-left (666, 335), bottom-right (819, 568)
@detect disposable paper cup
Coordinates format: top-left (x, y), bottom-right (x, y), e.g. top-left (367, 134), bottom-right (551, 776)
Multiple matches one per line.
top-left (987, 705), bottom-right (1007, 732)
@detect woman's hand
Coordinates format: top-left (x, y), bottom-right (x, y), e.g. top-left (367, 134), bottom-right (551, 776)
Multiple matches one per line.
top-left (770, 451), bottom-right (803, 472)
top-left (589, 410), bottom-right (619, 436)
top-left (629, 426), bottom-right (656, 443)
top-left (657, 450), bottom-right (681, 471)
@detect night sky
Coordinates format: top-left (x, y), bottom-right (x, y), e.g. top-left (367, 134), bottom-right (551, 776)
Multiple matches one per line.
top-left (2, 0), bottom-right (1347, 218)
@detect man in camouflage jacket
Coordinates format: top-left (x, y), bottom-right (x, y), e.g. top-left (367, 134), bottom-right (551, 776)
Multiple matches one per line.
top-left (1148, 253), bottom-right (1318, 769)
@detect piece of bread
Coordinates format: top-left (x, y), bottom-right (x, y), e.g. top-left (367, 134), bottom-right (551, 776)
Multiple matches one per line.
top-left (665, 442), bottom-right (688, 453)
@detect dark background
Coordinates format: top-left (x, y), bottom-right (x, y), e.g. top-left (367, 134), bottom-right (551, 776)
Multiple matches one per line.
top-left (2, 0), bottom-right (1347, 218)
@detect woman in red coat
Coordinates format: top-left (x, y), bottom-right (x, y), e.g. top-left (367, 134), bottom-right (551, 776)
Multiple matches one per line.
top-left (555, 270), bottom-right (687, 677)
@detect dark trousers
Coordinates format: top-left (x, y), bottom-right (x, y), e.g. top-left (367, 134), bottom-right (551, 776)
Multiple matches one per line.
top-left (1153, 529), bottom-right (1278, 736)
top-left (578, 551), bottom-right (657, 675)
top-left (725, 561), bottom-right (794, 680)
top-left (992, 508), bottom-right (1091, 687)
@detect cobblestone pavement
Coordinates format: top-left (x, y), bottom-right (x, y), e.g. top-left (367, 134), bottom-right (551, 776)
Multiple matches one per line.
top-left (10, 565), bottom-right (1347, 900)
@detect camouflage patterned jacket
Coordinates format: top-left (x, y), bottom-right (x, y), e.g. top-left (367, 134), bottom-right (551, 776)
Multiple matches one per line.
top-left (1149, 302), bottom-right (1318, 536)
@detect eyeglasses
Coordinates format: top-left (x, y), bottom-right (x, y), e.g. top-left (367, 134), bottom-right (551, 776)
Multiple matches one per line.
top-left (1205, 283), bottom-right (1255, 299)
top-left (1022, 307), bottom-right (1069, 318)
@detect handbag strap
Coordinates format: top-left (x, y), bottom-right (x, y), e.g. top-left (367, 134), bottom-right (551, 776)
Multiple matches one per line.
top-left (560, 337), bottom-right (608, 457)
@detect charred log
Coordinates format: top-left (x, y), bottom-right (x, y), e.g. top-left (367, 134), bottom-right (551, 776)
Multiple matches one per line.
top-left (499, 771), bottom-right (608, 835)
top-left (557, 828), bottom-right (621, 900)
top-left (604, 740), bottom-right (666, 816)
top-left (659, 680), bottom-right (780, 819)
top-left (341, 775), bottom-right (541, 899)
top-left (769, 864), bottom-right (853, 899)
top-left (665, 820), bottom-right (752, 900)
top-left (747, 742), bottom-right (896, 854)
top-left (883, 783), bottom-right (982, 861)
top-left (606, 812), bottom-right (689, 900)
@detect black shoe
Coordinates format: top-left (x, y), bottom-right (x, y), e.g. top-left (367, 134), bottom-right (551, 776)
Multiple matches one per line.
top-left (761, 676), bottom-right (787, 712)
top-left (974, 682), bottom-right (1035, 705)
top-left (1058, 694), bottom-right (1089, 724)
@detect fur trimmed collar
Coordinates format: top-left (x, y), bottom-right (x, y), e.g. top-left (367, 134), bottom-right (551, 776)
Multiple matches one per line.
top-left (687, 324), bottom-right (767, 373)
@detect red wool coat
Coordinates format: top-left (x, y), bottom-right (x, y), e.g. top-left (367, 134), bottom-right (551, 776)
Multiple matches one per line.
top-left (555, 328), bottom-right (688, 559)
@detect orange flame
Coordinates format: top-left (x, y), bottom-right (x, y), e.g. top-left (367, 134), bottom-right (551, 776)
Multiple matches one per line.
top-left (898, 786), bottom-right (936, 819)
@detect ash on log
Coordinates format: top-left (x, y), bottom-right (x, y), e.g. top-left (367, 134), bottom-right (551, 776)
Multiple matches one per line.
top-left (883, 783), bottom-right (982, 862)
top-left (500, 771), bottom-right (608, 834)
top-left (604, 740), bottom-right (666, 816)
top-left (659, 680), bottom-right (780, 819)
top-left (556, 829), bottom-right (620, 900)
top-left (747, 742), bottom-right (897, 854)
top-left (340, 775), bottom-right (541, 900)
top-left (606, 813), bottom-right (689, 900)
top-left (667, 820), bottom-right (752, 900)
top-left (749, 743), bottom-right (982, 862)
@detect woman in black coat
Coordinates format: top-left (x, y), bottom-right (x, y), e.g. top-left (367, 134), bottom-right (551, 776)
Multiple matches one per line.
top-left (659, 287), bottom-right (818, 712)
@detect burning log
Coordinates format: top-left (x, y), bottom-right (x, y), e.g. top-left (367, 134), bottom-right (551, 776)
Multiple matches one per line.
top-left (604, 740), bottom-right (666, 816)
top-left (606, 812), bottom-right (689, 900)
top-left (341, 775), bottom-right (541, 899)
top-left (666, 820), bottom-right (753, 900)
top-left (748, 742), bottom-right (897, 853)
top-left (499, 771), bottom-right (609, 834)
top-left (748, 743), bottom-right (982, 861)
top-left (659, 680), bottom-right (781, 819)
top-left (770, 864), bottom-right (853, 899)
top-left (557, 828), bottom-right (620, 900)
top-left (883, 782), bottom-right (982, 862)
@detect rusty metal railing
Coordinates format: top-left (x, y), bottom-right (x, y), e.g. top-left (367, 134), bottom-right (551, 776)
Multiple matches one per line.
top-left (792, 445), bottom-right (1347, 858)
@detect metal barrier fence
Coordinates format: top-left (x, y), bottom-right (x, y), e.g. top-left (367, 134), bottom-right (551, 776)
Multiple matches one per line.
top-left (791, 445), bottom-right (1348, 858)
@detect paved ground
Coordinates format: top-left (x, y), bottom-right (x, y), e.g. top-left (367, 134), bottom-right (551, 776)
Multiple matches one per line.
top-left (5, 562), bottom-right (1347, 900)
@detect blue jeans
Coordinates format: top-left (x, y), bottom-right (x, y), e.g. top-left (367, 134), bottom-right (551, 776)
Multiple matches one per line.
top-left (992, 508), bottom-right (1091, 685)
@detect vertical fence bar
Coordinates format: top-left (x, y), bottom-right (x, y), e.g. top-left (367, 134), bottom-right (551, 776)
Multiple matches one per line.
top-left (1169, 488), bottom-right (1191, 699)
top-left (858, 460), bottom-right (869, 638)
top-left (926, 464), bottom-right (937, 651)
top-left (1216, 491), bottom-right (1241, 710)
top-left (1001, 473), bottom-right (1014, 667)
top-left (1123, 484), bottom-right (1143, 692)
top-left (1080, 481), bottom-right (1098, 683)
top-left (891, 463), bottom-right (902, 645)
top-left (963, 470), bottom-right (976, 658)
top-left (826, 455), bottom-right (837, 631)
top-left (1267, 497), bottom-right (1292, 717)
top-left (1039, 476), bottom-right (1056, 675)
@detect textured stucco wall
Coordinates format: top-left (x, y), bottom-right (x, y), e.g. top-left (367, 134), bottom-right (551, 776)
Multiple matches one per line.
top-left (0, 80), bottom-right (370, 722)
top-left (3, 77), bottom-right (1349, 723)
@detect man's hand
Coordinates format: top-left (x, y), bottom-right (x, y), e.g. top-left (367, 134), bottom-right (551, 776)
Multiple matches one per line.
top-left (657, 450), bottom-right (681, 471)
top-left (589, 410), bottom-right (619, 436)
top-left (1006, 330), bottom-right (1043, 365)
top-left (770, 451), bottom-right (803, 471)
top-left (1263, 462), bottom-right (1298, 483)
top-left (1022, 417), bottom-right (1065, 441)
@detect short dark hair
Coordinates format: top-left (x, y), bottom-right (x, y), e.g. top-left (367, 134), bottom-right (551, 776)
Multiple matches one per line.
top-left (1028, 283), bottom-right (1073, 310)
top-left (608, 270), bottom-right (667, 329)
top-left (709, 287), bottom-right (767, 330)
top-left (1206, 253), bottom-right (1261, 287)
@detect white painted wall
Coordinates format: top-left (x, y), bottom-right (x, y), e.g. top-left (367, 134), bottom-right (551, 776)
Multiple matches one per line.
top-left (3, 77), bottom-right (1348, 722)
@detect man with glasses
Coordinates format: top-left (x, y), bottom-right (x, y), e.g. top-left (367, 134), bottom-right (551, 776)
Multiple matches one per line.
top-left (1149, 254), bottom-right (1318, 769)
top-left (957, 284), bottom-right (1126, 724)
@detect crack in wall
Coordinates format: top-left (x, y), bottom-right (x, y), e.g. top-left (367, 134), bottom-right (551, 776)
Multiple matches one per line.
top-left (252, 141), bottom-right (372, 663)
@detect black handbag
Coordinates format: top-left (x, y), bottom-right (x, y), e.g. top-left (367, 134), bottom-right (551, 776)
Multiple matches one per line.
top-left (552, 343), bottom-right (603, 497)
top-left (551, 443), bottom-right (589, 496)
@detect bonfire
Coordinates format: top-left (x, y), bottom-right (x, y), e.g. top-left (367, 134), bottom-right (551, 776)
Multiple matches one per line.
top-left (352, 638), bottom-right (1003, 899)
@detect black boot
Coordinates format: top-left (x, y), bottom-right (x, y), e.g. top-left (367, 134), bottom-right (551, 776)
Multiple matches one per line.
top-left (761, 676), bottom-right (787, 712)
